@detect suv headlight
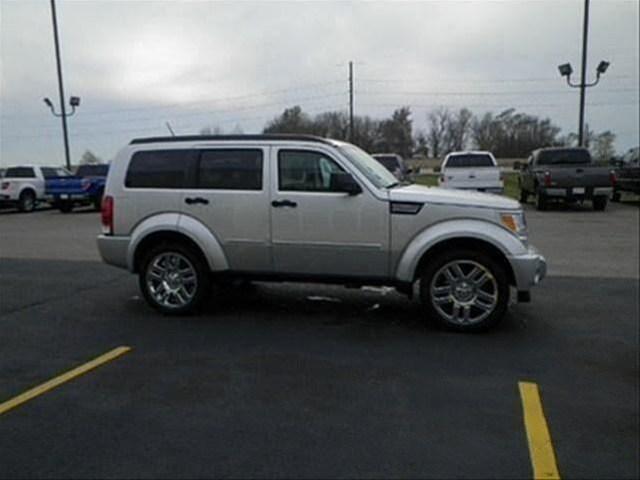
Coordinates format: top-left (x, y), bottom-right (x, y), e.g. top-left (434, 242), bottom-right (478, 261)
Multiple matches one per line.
top-left (499, 211), bottom-right (528, 243)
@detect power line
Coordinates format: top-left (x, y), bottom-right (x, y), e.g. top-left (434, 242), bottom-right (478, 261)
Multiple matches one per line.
top-left (0, 80), bottom-right (344, 119)
top-left (358, 87), bottom-right (637, 97)
top-left (1, 103), bottom-right (347, 140)
top-left (358, 74), bottom-right (636, 84)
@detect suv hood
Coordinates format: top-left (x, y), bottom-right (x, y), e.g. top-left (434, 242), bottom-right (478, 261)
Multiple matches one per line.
top-left (389, 184), bottom-right (520, 210)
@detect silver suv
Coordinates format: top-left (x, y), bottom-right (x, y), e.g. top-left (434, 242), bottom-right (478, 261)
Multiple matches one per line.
top-left (98, 135), bottom-right (546, 332)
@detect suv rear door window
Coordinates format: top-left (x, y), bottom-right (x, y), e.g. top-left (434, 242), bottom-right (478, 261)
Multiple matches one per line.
top-left (125, 150), bottom-right (191, 188)
top-left (445, 154), bottom-right (495, 168)
top-left (5, 167), bottom-right (35, 178)
top-left (197, 150), bottom-right (263, 190)
top-left (278, 150), bottom-right (345, 192)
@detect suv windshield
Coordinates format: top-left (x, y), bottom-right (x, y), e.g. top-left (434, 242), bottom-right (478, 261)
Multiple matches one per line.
top-left (76, 164), bottom-right (109, 177)
top-left (338, 144), bottom-right (399, 188)
top-left (41, 167), bottom-right (71, 179)
top-left (445, 154), bottom-right (494, 168)
top-left (538, 149), bottom-right (591, 165)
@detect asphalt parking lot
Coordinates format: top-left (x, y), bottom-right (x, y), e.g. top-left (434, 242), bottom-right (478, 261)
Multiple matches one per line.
top-left (0, 202), bottom-right (638, 479)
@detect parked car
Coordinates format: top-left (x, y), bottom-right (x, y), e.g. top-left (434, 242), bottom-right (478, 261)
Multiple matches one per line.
top-left (612, 147), bottom-right (639, 201)
top-left (47, 163), bottom-right (109, 212)
top-left (438, 151), bottom-right (504, 194)
top-left (0, 165), bottom-right (62, 212)
top-left (519, 147), bottom-right (616, 211)
top-left (371, 153), bottom-right (412, 181)
top-left (98, 134), bottom-right (546, 332)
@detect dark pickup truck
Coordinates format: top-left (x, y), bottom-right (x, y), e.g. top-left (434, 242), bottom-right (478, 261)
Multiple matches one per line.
top-left (519, 147), bottom-right (616, 211)
top-left (612, 147), bottom-right (640, 201)
top-left (46, 164), bottom-right (109, 212)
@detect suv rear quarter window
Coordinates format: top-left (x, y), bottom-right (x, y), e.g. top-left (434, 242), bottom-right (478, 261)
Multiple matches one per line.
top-left (125, 150), bottom-right (192, 188)
top-left (5, 167), bottom-right (35, 178)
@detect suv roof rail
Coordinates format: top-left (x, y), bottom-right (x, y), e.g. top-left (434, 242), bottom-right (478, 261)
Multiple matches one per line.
top-left (129, 134), bottom-right (334, 145)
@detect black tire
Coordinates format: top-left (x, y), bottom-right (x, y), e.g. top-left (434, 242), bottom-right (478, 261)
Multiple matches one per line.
top-left (593, 196), bottom-right (608, 211)
top-left (92, 191), bottom-right (104, 211)
top-left (611, 191), bottom-right (621, 202)
top-left (419, 249), bottom-right (510, 333)
top-left (139, 242), bottom-right (210, 315)
top-left (535, 190), bottom-right (548, 211)
top-left (58, 201), bottom-right (73, 213)
top-left (519, 188), bottom-right (528, 203)
top-left (18, 190), bottom-right (36, 213)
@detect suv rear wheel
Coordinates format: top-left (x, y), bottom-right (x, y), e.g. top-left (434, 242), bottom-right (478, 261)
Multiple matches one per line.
top-left (419, 249), bottom-right (509, 332)
top-left (535, 190), bottom-right (548, 211)
top-left (139, 243), bottom-right (210, 315)
top-left (593, 196), bottom-right (608, 211)
top-left (18, 190), bottom-right (36, 213)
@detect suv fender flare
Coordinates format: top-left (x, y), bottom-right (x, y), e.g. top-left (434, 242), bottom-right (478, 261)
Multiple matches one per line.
top-left (394, 219), bottom-right (527, 283)
top-left (17, 184), bottom-right (38, 199)
top-left (127, 213), bottom-right (229, 272)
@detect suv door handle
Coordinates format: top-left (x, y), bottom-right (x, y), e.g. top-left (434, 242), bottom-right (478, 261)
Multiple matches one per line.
top-left (271, 199), bottom-right (297, 208)
top-left (185, 197), bottom-right (209, 205)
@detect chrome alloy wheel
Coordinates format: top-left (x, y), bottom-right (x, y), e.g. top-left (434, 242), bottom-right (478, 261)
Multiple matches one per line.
top-left (145, 252), bottom-right (198, 309)
top-left (429, 260), bottom-right (499, 326)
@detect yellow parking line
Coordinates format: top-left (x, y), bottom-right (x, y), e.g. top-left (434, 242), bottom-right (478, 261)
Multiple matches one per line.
top-left (0, 346), bottom-right (131, 416)
top-left (519, 381), bottom-right (561, 479)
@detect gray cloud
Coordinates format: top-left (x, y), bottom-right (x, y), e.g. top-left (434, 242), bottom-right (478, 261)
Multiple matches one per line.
top-left (1, 0), bottom-right (638, 165)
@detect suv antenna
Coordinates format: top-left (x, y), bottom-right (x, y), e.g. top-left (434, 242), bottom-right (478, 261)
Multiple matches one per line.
top-left (165, 122), bottom-right (176, 137)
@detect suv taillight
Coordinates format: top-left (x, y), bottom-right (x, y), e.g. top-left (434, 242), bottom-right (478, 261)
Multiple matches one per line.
top-left (1, 182), bottom-right (9, 190)
top-left (544, 171), bottom-right (552, 187)
top-left (101, 195), bottom-right (114, 235)
top-left (610, 170), bottom-right (617, 186)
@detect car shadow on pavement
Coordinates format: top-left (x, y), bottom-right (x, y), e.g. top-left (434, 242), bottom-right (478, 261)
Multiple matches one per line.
top-left (128, 281), bottom-right (528, 336)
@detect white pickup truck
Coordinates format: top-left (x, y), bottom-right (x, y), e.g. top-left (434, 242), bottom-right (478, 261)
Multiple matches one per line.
top-left (439, 151), bottom-right (504, 194)
top-left (0, 165), bottom-right (67, 212)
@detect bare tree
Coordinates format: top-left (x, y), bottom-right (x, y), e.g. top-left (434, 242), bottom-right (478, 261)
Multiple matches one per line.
top-left (427, 108), bottom-right (451, 158)
top-left (445, 108), bottom-right (473, 152)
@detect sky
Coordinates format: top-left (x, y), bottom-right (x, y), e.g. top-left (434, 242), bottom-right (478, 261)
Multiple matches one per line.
top-left (0, 0), bottom-right (638, 166)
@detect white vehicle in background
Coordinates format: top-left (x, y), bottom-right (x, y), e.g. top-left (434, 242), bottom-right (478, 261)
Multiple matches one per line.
top-left (0, 165), bottom-right (67, 212)
top-left (439, 151), bottom-right (504, 194)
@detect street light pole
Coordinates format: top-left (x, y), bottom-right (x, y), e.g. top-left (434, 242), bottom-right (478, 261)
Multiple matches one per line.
top-left (349, 61), bottom-right (354, 142)
top-left (557, 0), bottom-right (609, 148)
top-left (50, 0), bottom-right (71, 170)
top-left (578, 0), bottom-right (590, 147)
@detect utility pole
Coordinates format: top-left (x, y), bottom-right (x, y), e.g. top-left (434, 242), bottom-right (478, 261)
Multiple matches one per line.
top-left (349, 61), bottom-right (354, 142)
top-left (578, 0), bottom-right (590, 146)
top-left (50, 0), bottom-right (71, 170)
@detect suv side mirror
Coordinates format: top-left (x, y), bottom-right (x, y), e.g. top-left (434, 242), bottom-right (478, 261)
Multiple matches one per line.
top-left (331, 172), bottom-right (362, 195)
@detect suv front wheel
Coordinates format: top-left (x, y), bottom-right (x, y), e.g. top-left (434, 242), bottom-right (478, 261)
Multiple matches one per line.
top-left (419, 249), bottom-right (509, 332)
top-left (139, 243), bottom-right (210, 315)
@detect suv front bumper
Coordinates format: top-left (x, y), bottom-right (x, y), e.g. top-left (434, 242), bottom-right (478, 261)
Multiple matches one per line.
top-left (508, 245), bottom-right (547, 291)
